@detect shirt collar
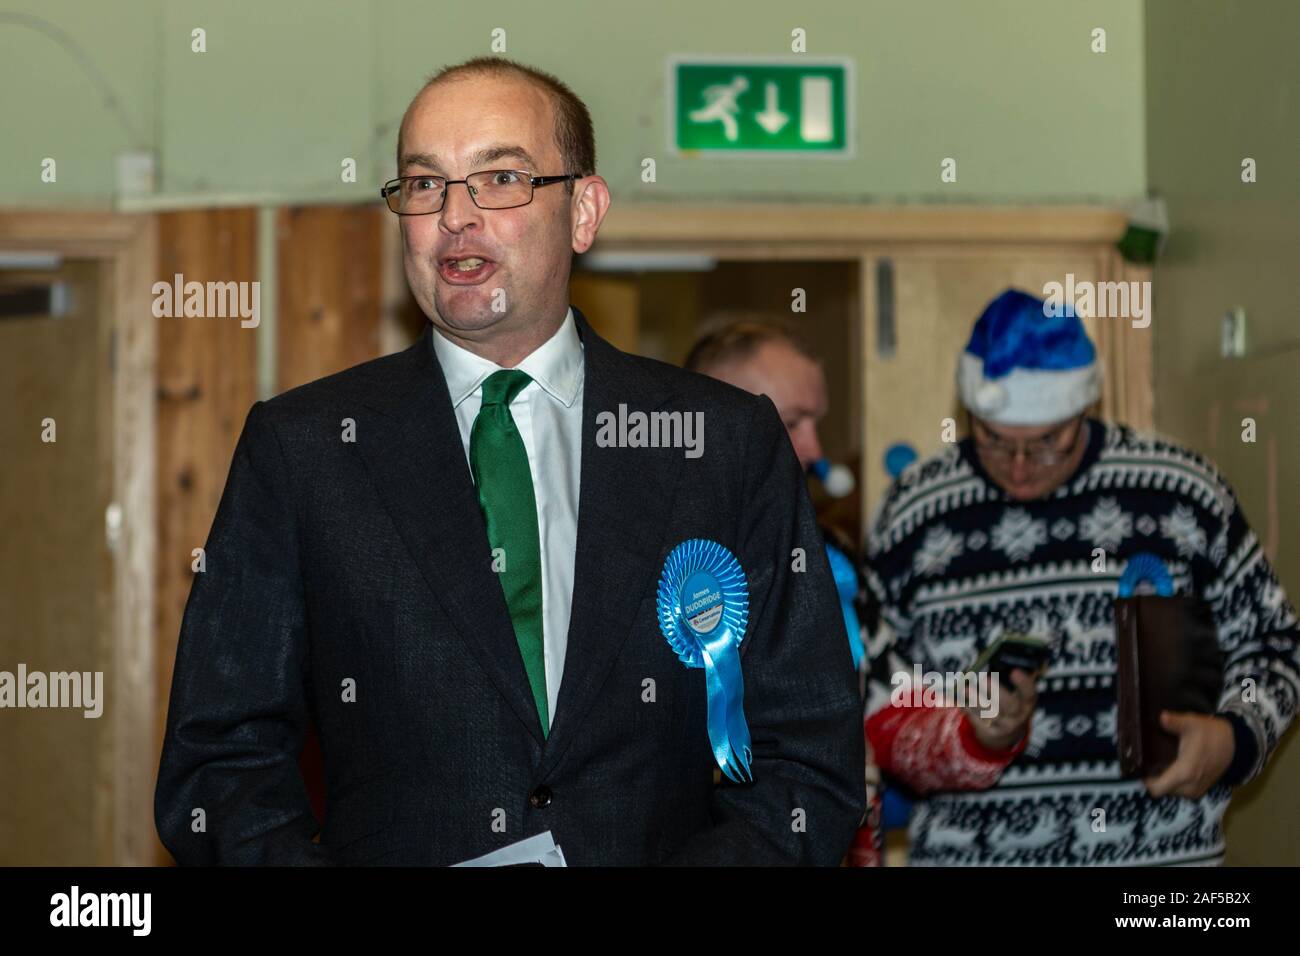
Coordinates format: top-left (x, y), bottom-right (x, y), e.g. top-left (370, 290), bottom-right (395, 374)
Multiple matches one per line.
top-left (432, 306), bottom-right (584, 408)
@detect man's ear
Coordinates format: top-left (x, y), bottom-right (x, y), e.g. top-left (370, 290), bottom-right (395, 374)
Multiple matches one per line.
top-left (570, 176), bottom-right (610, 254)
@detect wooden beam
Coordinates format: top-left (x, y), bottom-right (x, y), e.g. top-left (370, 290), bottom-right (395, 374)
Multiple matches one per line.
top-left (0, 211), bottom-right (145, 258)
top-left (596, 204), bottom-right (1129, 245)
top-left (110, 215), bottom-right (159, 865)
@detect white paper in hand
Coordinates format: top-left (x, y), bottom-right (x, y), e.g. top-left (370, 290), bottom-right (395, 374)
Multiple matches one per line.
top-left (452, 831), bottom-right (568, 867)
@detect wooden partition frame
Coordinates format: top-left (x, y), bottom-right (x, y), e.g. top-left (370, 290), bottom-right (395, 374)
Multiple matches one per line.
top-left (595, 208), bottom-right (1147, 415)
top-left (593, 204), bottom-right (1147, 553)
top-left (0, 212), bottom-right (158, 865)
top-left (596, 203), bottom-right (1128, 248)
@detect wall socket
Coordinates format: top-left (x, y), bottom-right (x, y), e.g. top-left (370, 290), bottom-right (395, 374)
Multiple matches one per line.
top-left (115, 151), bottom-right (156, 197)
top-left (1221, 306), bottom-right (1247, 358)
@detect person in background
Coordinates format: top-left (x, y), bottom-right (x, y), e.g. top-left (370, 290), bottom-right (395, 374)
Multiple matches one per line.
top-left (863, 288), bottom-right (1300, 865)
top-left (686, 320), bottom-right (885, 866)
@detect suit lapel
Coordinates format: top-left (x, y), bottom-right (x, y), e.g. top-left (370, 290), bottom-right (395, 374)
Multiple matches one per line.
top-left (352, 313), bottom-right (685, 765)
top-left (352, 326), bottom-right (546, 745)
top-left (539, 308), bottom-right (683, 777)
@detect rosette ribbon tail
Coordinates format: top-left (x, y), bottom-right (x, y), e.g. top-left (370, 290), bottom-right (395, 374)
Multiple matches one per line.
top-left (701, 630), bottom-right (752, 783)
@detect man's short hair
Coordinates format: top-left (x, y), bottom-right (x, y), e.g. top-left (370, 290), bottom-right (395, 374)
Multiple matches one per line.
top-left (684, 316), bottom-right (817, 374)
top-left (398, 56), bottom-right (596, 196)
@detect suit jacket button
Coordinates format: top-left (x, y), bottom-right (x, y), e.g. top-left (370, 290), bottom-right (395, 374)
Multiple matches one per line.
top-left (529, 785), bottom-right (552, 808)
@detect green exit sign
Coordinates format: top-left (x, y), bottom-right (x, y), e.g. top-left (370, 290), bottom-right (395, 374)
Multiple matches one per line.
top-left (670, 57), bottom-right (853, 156)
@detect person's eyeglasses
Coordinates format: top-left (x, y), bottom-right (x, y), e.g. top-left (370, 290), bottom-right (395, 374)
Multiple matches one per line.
top-left (973, 416), bottom-right (1085, 466)
top-left (380, 170), bottom-right (577, 215)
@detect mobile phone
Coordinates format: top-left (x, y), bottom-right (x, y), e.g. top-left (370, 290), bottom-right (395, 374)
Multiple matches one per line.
top-left (971, 632), bottom-right (1051, 689)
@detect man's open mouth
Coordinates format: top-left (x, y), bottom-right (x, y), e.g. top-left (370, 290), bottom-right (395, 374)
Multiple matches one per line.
top-left (439, 256), bottom-right (497, 283)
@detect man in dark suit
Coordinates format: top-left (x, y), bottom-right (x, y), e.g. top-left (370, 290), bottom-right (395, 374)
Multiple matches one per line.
top-left (155, 56), bottom-right (864, 866)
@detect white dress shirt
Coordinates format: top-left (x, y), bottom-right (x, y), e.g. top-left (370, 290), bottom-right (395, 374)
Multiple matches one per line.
top-left (431, 308), bottom-right (584, 730)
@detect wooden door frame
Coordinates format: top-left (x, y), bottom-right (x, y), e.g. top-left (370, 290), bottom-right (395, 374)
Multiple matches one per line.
top-left (595, 203), bottom-right (1128, 248)
top-left (592, 203), bottom-right (1146, 522)
top-left (0, 212), bottom-right (158, 865)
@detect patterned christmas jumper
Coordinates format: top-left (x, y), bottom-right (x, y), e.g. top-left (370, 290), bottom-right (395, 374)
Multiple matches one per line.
top-left (862, 418), bottom-right (1300, 865)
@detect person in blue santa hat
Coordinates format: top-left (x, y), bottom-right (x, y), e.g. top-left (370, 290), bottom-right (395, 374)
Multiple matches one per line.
top-left (862, 288), bottom-right (1300, 865)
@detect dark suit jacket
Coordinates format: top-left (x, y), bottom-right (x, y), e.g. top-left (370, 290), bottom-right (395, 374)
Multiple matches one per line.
top-left (155, 307), bottom-right (865, 865)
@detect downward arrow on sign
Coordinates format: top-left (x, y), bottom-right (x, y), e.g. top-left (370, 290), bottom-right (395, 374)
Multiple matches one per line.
top-left (755, 82), bottom-right (789, 134)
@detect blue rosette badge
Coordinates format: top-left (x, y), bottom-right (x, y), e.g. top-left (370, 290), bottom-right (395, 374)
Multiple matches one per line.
top-left (656, 539), bottom-right (753, 783)
top-left (1117, 552), bottom-right (1174, 597)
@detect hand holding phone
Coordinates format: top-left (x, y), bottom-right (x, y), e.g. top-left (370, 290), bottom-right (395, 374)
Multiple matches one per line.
top-left (964, 633), bottom-right (1050, 750)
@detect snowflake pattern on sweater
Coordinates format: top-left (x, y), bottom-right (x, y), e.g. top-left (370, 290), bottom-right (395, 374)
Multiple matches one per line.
top-left (864, 419), bottom-right (1300, 866)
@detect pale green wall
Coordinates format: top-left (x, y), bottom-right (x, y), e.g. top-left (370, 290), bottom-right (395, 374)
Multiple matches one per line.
top-left (0, 0), bottom-right (1146, 207)
top-left (0, 3), bottom-right (159, 203)
top-left (1145, 0), bottom-right (1300, 865)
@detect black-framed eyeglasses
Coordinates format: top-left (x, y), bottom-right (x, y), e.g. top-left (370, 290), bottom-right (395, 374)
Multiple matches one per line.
top-left (380, 170), bottom-right (577, 215)
top-left (971, 414), bottom-right (1086, 466)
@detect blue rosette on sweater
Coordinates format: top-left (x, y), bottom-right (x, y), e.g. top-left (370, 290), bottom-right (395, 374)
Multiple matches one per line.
top-left (1117, 552), bottom-right (1174, 597)
top-left (656, 538), bottom-right (752, 783)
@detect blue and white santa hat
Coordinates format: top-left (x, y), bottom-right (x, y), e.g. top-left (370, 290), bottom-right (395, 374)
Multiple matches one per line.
top-left (957, 288), bottom-right (1102, 425)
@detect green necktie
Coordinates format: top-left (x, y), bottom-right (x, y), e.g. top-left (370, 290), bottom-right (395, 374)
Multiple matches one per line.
top-left (470, 369), bottom-right (548, 736)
